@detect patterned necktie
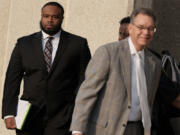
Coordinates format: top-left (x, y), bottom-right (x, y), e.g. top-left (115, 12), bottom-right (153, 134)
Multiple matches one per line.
top-left (44, 37), bottom-right (53, 72)
top-left (135, 53), bottom-right (151, 135)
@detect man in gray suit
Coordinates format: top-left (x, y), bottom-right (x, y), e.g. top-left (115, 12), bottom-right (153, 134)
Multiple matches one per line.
top-left (70, 8), bottom-right (180, 135)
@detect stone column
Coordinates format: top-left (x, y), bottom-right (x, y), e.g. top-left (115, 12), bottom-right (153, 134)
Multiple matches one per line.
top-left (0, 0), bottom-right (134, 135)
top-left (65, 0), bottom-right (134, 53)
top-left (151, 0), bottom-right (180, 60)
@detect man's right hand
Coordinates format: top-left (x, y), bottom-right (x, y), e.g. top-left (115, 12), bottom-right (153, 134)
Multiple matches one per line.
top-left (4, 117), bottom-right (16, 129)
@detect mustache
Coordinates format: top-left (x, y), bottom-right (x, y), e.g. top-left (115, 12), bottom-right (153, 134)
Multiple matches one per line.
top-left (40, 21), bottom-right (62, 35)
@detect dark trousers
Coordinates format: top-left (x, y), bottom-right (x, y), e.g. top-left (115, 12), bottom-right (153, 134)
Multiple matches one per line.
top-left (124, 121), bottom-right (144, 135)
top-left (16, 106), bottom-right (72, 135)
top-left (16, 126), bottom-right (71, 135)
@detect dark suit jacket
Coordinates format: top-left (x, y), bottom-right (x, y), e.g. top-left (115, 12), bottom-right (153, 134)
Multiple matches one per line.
top-left (148, 50), bottom-right (180, 135)
top-left (2, 30), bottom-right (91, 128)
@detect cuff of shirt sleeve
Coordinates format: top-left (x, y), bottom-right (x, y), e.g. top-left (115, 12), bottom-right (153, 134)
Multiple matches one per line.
top-left (72, 131), bottom-right (83, 134)
top-left (4, 115), bottom-right (14, 120)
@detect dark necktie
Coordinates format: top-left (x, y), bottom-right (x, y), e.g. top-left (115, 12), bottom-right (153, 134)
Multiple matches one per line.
top-left (44, 37), bottom-right (53, 72)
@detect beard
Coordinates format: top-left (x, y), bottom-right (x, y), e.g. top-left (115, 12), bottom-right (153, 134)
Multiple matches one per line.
top-left (40, 21), bottom-right (62, 35)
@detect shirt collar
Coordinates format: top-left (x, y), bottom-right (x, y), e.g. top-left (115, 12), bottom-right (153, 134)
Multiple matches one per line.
top-left (128, 37), bottom-right (144, 59)
top-left (42, 30), bottom-right (61, 40)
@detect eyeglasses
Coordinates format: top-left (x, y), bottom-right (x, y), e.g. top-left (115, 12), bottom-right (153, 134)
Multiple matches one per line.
top-left (132, 23), bottom-right (156, 32)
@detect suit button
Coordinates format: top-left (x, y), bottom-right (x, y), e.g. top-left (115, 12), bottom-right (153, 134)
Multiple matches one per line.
top-left (128, 105), bottom-right (131, 109)
top-left (123, 124), bottom-right (126, 127)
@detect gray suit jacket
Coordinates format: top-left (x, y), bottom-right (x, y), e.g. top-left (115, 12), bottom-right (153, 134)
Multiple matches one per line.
top-left (70, 38), bottom-right (162, 135)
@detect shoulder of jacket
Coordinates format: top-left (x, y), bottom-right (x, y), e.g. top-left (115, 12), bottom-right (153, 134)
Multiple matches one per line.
top-left (99, 39), bottom-right (128, 52)
top-left (146, 48), bottom-right (162, 65)
top-left (62, 30), bottom-right (87, 41)
top-left (17, 31), bottom-right (41, 41)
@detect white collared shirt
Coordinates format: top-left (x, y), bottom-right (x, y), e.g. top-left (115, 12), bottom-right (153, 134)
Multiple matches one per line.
top-left (42, 30), bottom-right (61, 65)
top-left (128, 37), bottom-right (145, 121)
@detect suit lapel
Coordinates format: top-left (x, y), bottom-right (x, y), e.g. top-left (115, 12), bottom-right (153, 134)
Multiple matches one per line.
top-left (119, 39), bottom-right (131, 99)
top-left (32, 32), bottom-right (47, 72)
top-left (49, 30), bottom-right (70, 75)
top-left (144, 49), bottom-right (156, 104)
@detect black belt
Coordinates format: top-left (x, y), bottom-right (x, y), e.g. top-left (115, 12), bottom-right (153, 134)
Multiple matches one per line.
top-left (127, 120), bottom-right (142, 124)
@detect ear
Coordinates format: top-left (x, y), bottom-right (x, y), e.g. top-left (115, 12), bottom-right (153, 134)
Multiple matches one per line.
top-left (60, 15), bottom-right (64, 23)
top-left (128, 24), bottom-right (133, 35)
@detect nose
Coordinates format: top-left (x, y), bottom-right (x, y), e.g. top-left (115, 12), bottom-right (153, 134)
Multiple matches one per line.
top-left (142, 28), bottom-right (150, 35)
top-left (47, 16), bottom-right (53, 23)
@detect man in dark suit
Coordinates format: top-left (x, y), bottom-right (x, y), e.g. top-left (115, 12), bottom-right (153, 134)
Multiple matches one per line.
top-left (2, 2), bottom-right (91, 135)
top-left (70, 8), bottom-right (180, 135)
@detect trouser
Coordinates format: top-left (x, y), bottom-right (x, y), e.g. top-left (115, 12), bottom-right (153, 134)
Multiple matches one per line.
top-left (16, 127), bottom-right (71, 135)
top-left (124, 121), bottom-right (144, 135)
top-left (16, 106), bottom-right (72, 135)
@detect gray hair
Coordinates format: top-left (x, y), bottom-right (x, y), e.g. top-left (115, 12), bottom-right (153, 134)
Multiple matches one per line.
top-left (130, 8), bottom-right (157, 26)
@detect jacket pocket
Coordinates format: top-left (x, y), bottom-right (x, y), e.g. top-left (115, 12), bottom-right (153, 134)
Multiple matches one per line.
top-left (89, 118), bottom-right (108, 128)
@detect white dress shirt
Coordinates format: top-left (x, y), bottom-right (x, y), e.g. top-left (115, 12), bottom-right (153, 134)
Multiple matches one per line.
top-left (128, 37), bottom-right (145, 121)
